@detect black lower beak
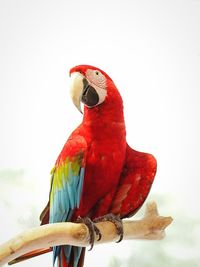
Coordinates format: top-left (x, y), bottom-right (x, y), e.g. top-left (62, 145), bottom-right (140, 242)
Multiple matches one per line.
top-left (81, 78), bottom-right (99, 107)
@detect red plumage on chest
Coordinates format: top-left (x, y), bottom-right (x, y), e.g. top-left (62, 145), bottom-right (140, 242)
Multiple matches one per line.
top-left (72, 106), bottom-right (127, 217)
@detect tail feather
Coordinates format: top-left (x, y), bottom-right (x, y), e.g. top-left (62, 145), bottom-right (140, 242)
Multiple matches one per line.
top-left (8, 248), bottom-right (52, 265)
top-left (72, 247), bottom-right (82, 267)
top-left (61, 248), bottom-right (68, 267)
top-left (77, 248), bottom-right (85, 267)
top-left (8, 243), bottom-right (85, 267)
top-left (55, 245), bottom-right (85, 267)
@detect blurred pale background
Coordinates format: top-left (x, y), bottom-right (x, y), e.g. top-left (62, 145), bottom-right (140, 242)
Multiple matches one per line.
top-left (0, 0), bottom-right (200, 266)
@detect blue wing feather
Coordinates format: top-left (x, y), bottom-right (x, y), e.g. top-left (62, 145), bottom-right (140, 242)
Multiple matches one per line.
top-left (49, 136), bottom-right (87, 267)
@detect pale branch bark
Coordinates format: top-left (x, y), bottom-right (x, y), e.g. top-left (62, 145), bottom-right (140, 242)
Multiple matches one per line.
top-left (0, 202), bottom-right (173, 266)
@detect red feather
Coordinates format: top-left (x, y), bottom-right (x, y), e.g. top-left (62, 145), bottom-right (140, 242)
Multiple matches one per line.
top-left (8, 248), bottom-right (52, 265)
top-left (110, 144), bottom-right (157, 217)
top-left (10, 65), bottom-right (157, 267)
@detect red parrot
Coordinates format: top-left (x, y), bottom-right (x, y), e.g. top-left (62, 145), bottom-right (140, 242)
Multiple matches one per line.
top-left (9, 65), bottom-right (157, 267)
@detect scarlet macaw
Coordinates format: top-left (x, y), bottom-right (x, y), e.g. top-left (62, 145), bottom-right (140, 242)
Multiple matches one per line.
top-left (9, 65), bottom-right (157, 267)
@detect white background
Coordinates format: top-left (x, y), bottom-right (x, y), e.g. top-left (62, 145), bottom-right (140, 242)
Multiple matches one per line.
top-left (0, 0), bottom-right (200, 266)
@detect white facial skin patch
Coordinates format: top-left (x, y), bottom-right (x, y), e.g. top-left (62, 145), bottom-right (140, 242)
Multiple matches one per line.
top-left (86, 69), bottom-right (107, 106)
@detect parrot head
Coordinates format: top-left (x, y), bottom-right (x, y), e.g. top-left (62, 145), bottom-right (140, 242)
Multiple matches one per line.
top-left (69, 65), bottom-right (120, 113)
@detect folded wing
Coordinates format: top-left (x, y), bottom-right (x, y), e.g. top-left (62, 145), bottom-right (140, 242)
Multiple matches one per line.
top-left (110, 144), bottom-right (157, 218)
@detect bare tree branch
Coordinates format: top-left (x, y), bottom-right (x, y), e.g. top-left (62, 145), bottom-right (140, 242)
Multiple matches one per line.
top-left (0, 202), bottom-right (173, 266)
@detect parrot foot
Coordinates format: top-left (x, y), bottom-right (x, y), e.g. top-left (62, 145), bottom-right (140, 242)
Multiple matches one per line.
top-left (76, 216), bottom-right (101, 250)
top-left (94, 214), bottom-right (124, 243)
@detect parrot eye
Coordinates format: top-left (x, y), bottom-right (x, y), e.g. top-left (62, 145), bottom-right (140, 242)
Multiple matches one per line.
top-left (95, 71), bottom-right (99, 75)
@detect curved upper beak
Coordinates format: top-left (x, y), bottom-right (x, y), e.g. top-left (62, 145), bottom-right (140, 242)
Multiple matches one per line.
top-left (69, 72), bottom-right (84, 113)
top-left (70, 72), bottom-right (100, 113)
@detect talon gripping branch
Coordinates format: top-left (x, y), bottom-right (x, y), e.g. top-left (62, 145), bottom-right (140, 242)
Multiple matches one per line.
top-left (10, 65), bottom-right (157, 267)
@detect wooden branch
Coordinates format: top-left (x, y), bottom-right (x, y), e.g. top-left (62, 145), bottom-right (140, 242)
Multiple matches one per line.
top-left (0, 202), bottom-right (172, 266)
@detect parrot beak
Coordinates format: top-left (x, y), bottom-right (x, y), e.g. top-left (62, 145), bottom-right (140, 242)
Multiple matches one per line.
top-left (69, 72), bottom-right (84, 113)
top-left (70, 72), bottom-right (100, 113)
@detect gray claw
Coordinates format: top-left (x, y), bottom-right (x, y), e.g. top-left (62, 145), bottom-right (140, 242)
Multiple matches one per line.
top-left (94, 213), bottom-right (124, 243)
top-left (76, 216), bottom-right (101, 250)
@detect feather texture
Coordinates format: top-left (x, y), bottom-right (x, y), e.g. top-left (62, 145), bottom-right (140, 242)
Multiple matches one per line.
top-left (49, 136), bottom-right (87, 267)
top-left (10, 65), bottom-right (156, 267)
